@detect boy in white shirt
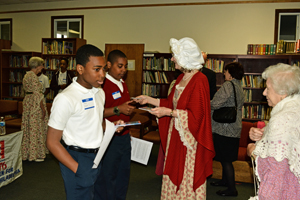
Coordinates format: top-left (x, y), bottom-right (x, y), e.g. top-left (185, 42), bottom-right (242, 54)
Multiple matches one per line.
top-left (37, 69), bottom-right (50, 98)
top-left (46, 44), bottom-right (123, 200)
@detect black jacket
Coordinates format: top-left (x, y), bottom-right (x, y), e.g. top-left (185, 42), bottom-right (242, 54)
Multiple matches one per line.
top-left (201, 67), bottom-right (217, 100)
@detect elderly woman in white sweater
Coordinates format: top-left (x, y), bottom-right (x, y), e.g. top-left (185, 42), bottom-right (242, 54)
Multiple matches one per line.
top-left (247, 63), bottom-right (300, 200)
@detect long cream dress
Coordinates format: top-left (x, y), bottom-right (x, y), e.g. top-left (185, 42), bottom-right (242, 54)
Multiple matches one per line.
top-left (21, 71), bottom-right (48, 161)
top-left (161, 85), bottom-right (206, 200)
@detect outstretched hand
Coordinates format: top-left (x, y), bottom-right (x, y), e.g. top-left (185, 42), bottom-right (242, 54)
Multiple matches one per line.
top-left (133, 95), bottom-right (149, 105)
top-left (118, 101), bottom-right (135, 116)
top-left (133, 95), bottom-right (159, 107)
top-left (114, 120), bottom-right (125, 133)
top-left (150, 107), bottom-right (171, 118)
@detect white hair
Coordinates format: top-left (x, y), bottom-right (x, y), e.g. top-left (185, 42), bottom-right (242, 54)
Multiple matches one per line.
top-left (29, 57), bottom-right (44, 69)
top-left (262, 63), bottom-right (300, 96)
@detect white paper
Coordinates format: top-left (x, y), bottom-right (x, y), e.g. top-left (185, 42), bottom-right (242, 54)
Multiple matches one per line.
top-left (130, 137), bottom-right (153, 165)
top-left (127, 60), bottom-right (135, 71)
top-left (92, 119), bottom-right (116, 168)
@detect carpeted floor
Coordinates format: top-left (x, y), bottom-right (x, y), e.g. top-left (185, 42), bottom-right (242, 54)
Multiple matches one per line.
top-left (0, 144), bottom-right (255, 200)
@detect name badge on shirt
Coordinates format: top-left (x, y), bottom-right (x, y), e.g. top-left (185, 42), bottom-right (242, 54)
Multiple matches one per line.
top-left (112, 91), bottom-right (121, 100)
top-left (62, 78), bottom-right (67, 84)
top-left (82, 97), bottom-right (95, 110)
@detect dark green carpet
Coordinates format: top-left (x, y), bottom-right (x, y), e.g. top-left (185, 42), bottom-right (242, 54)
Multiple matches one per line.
top-left (0, 144), bottom-right (254, 200)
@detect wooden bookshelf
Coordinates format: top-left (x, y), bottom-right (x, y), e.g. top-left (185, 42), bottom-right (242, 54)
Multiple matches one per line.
top-left (206, 54), bottom-right (300, 121)
top-left (142, 53), bottom-right (176, 98)
top-left (41, 38), bottom-right (86, 100)
top-left (0, 51), bottom-right (41, 100)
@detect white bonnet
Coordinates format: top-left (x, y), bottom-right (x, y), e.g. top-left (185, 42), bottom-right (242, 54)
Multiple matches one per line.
top-left (170, 37), bottom-right (204, 70)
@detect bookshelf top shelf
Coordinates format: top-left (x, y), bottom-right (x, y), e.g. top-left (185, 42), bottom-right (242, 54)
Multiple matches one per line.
top-left (208, 54), bottom-right (300, 60)
top-left (42, 54), bottom-right (76, 56)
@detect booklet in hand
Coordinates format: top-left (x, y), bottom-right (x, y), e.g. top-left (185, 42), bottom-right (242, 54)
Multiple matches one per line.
top-left (138, 107), bottom-right (153, 112)
top-left (116, 121), bottom-right (141, 127)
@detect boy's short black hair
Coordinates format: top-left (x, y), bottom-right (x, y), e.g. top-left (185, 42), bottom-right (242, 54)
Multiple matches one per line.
top-left (61, 57), bottom-right (69, 66)
top-left (76, 44), bottom-right (104, 67)
top-left (107, 49), bottom-right (127, 65)
top-left (224, 62), bottom-right (244, 80)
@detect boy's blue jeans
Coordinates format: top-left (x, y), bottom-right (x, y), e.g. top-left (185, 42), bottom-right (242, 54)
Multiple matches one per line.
top-left (59, 148), bottom-right (102, 200)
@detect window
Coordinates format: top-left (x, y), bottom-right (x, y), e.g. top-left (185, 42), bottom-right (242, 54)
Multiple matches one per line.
top-left (274, 9), bottom-right (300, 44)
top-left (51, 16), bottom-right (84, 39)
top-left (0, 18), bottom-right (12, 44)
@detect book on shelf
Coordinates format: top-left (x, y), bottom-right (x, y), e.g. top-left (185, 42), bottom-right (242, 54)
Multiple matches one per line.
top-left (242, 75), bottom-right (265, 88)
top-left (44, 57), bottom-right (76, 70)
top-left (43, 40), bottom-right (74, 55)
top-left (143, 56), bottom-right (175, 71)
top-left (142, 83), bottom-right (161, 97)
top-left (242, 105), bottom-right (272, 120)
top-left (143, 71), bottom-right (169, 84)
top-left (204, 58), bottom-right (224, 73)
top-left (243, 89), bottom-right (252, 102)
top-left (9, 70), bottom-right (26, 82)
top-left (9, 55), bottom-right (30, 68)
top-left (276, 40), bottom-right (299, 54)
top-left (9, 85), bottom-right (24, 97)
top-left (247, 44), bottom-right (276, 55)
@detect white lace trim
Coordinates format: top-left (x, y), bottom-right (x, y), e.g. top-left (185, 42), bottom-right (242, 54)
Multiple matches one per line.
top-left (248, 196), bottom-right (259, 200)
top-left (174, 109), bottom-right (193, 150)
top-left (253, 94), bottom-right (300, 183)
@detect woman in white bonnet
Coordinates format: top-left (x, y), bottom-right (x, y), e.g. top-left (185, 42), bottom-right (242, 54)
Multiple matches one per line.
top-left (135, 37), bottom-right (215, 199)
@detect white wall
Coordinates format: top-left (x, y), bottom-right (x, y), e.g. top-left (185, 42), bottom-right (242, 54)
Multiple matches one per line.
top-left (0, 0), bottom-right (299, 54)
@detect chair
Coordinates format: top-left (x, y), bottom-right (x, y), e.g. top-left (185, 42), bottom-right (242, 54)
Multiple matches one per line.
top-left (238, 121), bottom-right (257, 161)
top-left (129, 109), bottom-right (160, 144)
top-left (141, 114), bottom-right (160, 144)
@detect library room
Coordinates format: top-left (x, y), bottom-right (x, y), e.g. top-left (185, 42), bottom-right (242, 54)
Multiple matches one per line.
top-left (0, 0), bottom-right (300, 200)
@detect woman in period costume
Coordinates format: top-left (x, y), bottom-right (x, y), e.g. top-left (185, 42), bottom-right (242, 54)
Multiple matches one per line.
top-left (135, 37), bottom-right (215, 199)
top-left (22, 57), bottom-right (48, 162)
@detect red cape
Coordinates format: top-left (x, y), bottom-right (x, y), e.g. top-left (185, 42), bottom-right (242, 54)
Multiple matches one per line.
top-left (159, 71), bottom-right (215, 191)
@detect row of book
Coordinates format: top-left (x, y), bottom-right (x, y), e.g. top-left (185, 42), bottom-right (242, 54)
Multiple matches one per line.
top-left (8, 70), bottom-right (56, 83)
top-left (9, 55), bottom-right (30, 68)
top-left (42, 40), bottom-right (74, 55)
top-left (9, 70), bottom-right (26, 82)
top-left (143, 71), bottom-right (168, 84)
top-left (247, 44), bottom-right (276, 55)
top-left (143, 56), bottom-right (175, 71)
top-left (276, 40), bottom-right (300, 54)
top-left (8, 84), bottom-right (55, 101)
top-left (204, 59), bottom-right (224, 72)
top-left (243, 89), bottom-right (253, 102)
top-left (142, 84), bottom-right (161, 97)
top-left (242, 75), bottom-right (265, 88)
top-left (242, 105), bottom-right (272, 120)
top-left (44, 57), bottom-right (76, 70)
top-left (9, 85), bottom-right (24, 97)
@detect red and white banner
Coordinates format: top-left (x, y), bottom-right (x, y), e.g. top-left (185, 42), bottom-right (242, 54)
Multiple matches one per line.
top-left (0, 131), bottom-right (23, 188)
